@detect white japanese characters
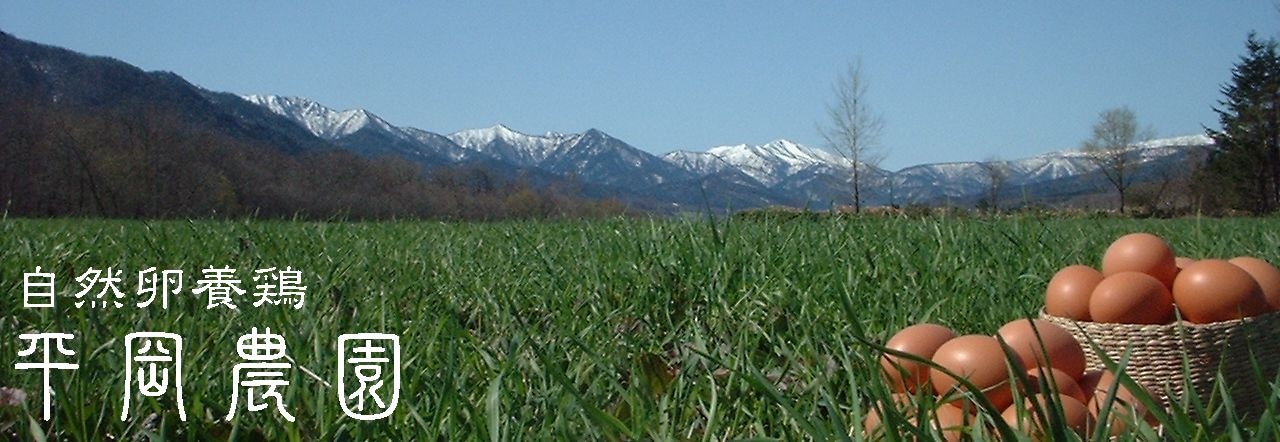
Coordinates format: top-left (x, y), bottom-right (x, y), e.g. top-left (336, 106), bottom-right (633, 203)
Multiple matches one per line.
top-left (23, 266), bottom-right (306, 311)
top-left (337, 333), bottom-right (401, 421)
top-left (13, 333), bottom-right (79, 421)
top-left (250, 267), bottom-right (307, 309)
top-left (121, 332), bottom-right (186, 421)
top-left (227, 327), bottom-right (296, 422)
top-left (22, 266), bottom-right (56, 308)
top-left (73, 267), bottom-right (126, 308)
top-left (194, 266), bottom-right (246, 310)
top-left (136, 268), bottom-right (183, 309)
top-left (14, 266), bottom-right (401, 424)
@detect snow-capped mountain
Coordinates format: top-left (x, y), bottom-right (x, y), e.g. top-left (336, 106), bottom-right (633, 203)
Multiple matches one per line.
top-left (243, 95), bottom-right (398, 140)
top-left (663, 140), bottom-right (846, 187)
top-left (449, 126), bottom-right (694, 189)
top-left (448, 124), bottom-right (568, 166)
top-left (661, 135), bottom-right (1213, 208)
top-left (242, 95), bottom-right (693, 190)
top-left (662, 150), bottom-right (737, 177)
top-left (242, 95), bottom-right (476, 163)
top-left (241, 93), bottom-right (1214, 212)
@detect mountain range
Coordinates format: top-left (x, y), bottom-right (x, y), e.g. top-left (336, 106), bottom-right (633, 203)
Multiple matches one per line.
top-left (2, 28), bottom-right (1213, 214)
top-left (243, 94), bottom-right (1214, 211)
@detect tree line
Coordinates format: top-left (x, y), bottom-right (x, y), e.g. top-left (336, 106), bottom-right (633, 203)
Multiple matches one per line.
top-left (1079, 33), bottom-right (1280, 216)
top-left (0, 92), bottom-right (627, 221)
top-left (824, 33), bottom-right (1280, 217)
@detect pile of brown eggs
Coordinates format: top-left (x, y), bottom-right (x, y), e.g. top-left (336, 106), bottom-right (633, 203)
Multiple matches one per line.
top-left (867, 232), bottom-right (1280, 439)
top-left (1046, 232), bottom-right (1280, 324)
top-left (867, 319), bottom-right (1151, 440)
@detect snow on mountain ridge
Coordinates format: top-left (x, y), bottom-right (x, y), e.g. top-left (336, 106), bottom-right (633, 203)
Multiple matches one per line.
top-left (241, 94), bottom-right (484, 164)
top-left (1031, 134), bottom-right (1213, 160)
top-left (447, 124), bottom-right (573, 164)
top-left (239, 92), bottom-right (1217, 209)
top-left (241, 94), bottom-right (401, 140)
top-left (1141, 134), bottom-right (1213, 148)
top-left (660, 135), bottom-right (1213, 200)
top-left (662, 150), bottom-right (735, 176)
top-left (693, 139), bottom-right (848, 186)
top-left (707, 140), bottom-right (841, 168)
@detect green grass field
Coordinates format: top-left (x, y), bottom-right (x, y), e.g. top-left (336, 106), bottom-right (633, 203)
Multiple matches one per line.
top-left (2, 215), bottom-right (1279, 440)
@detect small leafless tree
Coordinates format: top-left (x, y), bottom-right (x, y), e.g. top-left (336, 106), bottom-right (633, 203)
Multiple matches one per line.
top-left (820, 60), bottom-right (884, 213)
top-left (1082, 106), bottom-right (1154, 214)
top-left (978, 156), bottom-right (1009, 212)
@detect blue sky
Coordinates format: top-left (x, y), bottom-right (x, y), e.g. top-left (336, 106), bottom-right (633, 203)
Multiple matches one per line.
top-left (2, 2), bottom-right (1276, 169)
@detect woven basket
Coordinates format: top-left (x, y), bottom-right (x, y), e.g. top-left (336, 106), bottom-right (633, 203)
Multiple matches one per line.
top-left (1040, 309), bottom-right (1280, 417)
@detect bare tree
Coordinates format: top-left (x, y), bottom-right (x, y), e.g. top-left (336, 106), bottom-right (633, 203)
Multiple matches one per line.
top-left (977, 156), bottom-right (1009, 212)
top-left (1081, 106), bottom-right (1154, 214)
top-left (820, 60), bottom-right (884, 213)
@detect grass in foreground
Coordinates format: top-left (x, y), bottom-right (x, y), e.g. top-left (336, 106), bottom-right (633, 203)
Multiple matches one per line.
top-left (1, 215), bottom-right (1278, 440)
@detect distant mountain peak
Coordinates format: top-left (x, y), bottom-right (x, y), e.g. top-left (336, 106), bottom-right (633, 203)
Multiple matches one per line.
top-left (488, 123), bottom-right (520, 136)
top-left (448, 124), bottom-right (572, 166)
top-left (1029, 133), bottom-right (1216, 161)
top-left (759, 139), bottom-right (836, 162)
top-left (693, 139), bottom-right (845, 186)
top-left (239, 94), bottom-right (480, 163)
top-left (450, 124), bottom-right (547, 144)
top-left (241, 94), bottom-right (393, 140)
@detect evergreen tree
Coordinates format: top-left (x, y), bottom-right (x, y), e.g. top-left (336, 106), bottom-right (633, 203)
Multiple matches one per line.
top-left (1204, 33), bottom-right (1280, 214)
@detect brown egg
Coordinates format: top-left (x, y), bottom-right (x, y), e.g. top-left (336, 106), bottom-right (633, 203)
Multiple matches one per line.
top-left (893, 403), bottom-right (975, 442)
top-left (930, 404), bottom-right (972, 442)
top-left (996, 319), bottom-right (1086, 379)
top-left (999, 405), bottom-right (1026, 434)
top-left (862, 408), bottom-right (883, 436)
top-left (1229, 256), bottom-right (1280, 312)
top-left (1175, 256), bottom-right (1196, 270)
top-left (1173, 259), bottom-right (1270, 323)
top-left (930, 335), bottom-right (1013, 410)
top-left (1079, 370), bottom-right (1152, 436)
top-left (1101, 233), bottom-right (1178, 289)
top-left (1001, 394), bottom-right (1094, 439)
top-left (881, 324), bottom-right (957, 393)
top-left (1044, 265), bottom-right (1103, 321)
top-left (862, 393), bottom-right (912, 437)
top-left (1090, 272), bottom-right (1174, 324)
top-left (1022, 367), bottom-right (1088, 403)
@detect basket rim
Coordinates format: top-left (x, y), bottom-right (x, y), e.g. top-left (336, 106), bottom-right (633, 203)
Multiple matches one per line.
top-left (1038, 307), bottom-right (1280, 332)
